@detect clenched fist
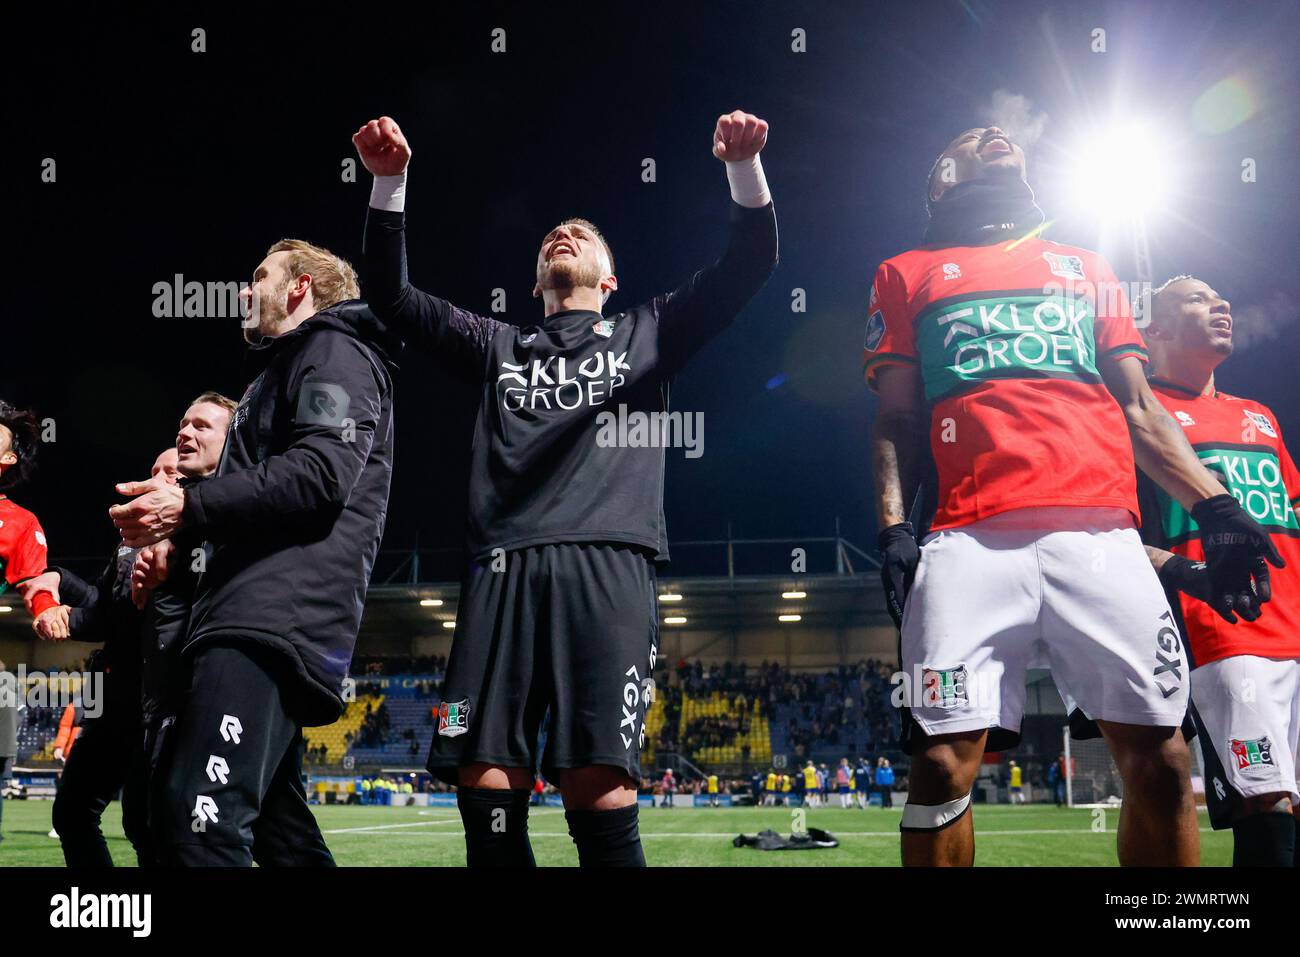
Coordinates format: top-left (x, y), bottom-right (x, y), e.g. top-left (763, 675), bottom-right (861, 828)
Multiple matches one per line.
top-left (353, 116), bottom-right (412, 177)
top-left (713, 110), bottom-right (768, 162)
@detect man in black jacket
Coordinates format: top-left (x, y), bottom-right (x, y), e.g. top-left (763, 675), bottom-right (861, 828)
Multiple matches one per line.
top-left (25, 393), bottom-right (235, 866)
top-left (353, 110), bottom-right (776, 866)
top-left (110, 240), bottom-right (398, 866)
top-left (25, 447), bottom-right (177, 866)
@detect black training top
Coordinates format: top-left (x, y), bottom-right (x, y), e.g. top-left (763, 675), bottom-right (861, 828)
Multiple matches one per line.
top-left (363, 198), bottom-right (777, 561)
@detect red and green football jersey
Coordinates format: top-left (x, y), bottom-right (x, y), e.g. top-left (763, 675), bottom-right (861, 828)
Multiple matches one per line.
top-left (1139, 381), bottom-right (1300, 665)
top-left (0, 495), bottom-right (56, 616)
top-left (863, 238), bottom-right (1147, 531)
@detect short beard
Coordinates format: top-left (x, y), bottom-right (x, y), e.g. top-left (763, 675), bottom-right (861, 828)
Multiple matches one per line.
top-left (243, 279), bottom-right (290, 344)
top-left (536, 257), bottom-right (602, 295)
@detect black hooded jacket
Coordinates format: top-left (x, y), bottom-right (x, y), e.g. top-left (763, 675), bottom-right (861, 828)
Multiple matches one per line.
top-left (52, 546), bottom-right (143, 724)
top-left (179, 300), bottom-right (398, 725)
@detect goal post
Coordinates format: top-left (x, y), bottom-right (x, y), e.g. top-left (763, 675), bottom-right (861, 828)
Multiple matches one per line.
top-left (1063, 724), bottom-right (1206, 808)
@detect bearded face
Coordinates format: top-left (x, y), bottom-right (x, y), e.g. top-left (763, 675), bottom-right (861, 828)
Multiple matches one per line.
top-left (241, 255), bottom-right (293, 344)
top-left (534, 221), bottom-right (611, 299)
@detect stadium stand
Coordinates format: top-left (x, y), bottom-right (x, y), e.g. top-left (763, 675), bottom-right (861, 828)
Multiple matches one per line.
top-left (12, 660), bottom-right (901, 782)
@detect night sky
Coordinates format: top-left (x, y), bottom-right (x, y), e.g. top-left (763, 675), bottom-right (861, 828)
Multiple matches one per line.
top-left (8, 0), bottom-right (1298, 577)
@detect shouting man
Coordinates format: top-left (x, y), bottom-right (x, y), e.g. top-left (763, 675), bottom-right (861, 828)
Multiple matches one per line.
top-left (353, 110), bottom-right (776, 866)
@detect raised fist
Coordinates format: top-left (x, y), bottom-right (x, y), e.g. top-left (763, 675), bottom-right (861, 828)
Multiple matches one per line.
top-left (713, 110), bottom-right (768, 162)
top-left (353, 116), bottom-right (412, 177)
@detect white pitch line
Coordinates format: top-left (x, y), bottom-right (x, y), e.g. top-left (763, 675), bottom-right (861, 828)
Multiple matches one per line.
top-left (324, 808), bottom-right (566, 834)
top-left (323, 820), bottom-right (465, 834)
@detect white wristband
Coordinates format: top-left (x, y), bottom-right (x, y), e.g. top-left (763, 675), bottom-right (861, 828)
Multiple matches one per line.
top-left (370, 171), bottom-right (408, 213)
top-left (725, 155), bottom-right (770, 209)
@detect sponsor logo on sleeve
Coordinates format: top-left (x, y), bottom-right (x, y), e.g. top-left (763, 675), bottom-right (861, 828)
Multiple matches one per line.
top-left (942, 262), bottom-right (962, 281)
top-left (864, 311), bottom-right (886, 352)
top-left (296, 381), bottom-right (351, 427)
top-left (1174, 410), bottom-right (1196, 427)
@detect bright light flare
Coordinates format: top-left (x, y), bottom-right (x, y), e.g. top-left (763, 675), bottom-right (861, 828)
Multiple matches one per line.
top-left (1066, 121), bottom-right (1176, 222)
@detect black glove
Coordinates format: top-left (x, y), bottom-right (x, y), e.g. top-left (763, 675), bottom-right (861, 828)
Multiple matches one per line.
top-left (1192, 494), bottom-right (1286, 623)
top-left (879, 522), bottom-right (920, 630)
top-left (1157, 554), bottom-right (1214, 604)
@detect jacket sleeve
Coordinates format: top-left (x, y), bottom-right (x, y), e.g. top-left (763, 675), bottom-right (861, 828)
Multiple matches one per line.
top-left (48, 564), bottom-right (98, 608)
top-left (652, 200), bottom-right (778, 377)
top-left (60, 557), bottom-right (120, 642)
top-left (363, 206), bottom-right (506, 377)
top-left (180, 331), bottom-right (388, 541)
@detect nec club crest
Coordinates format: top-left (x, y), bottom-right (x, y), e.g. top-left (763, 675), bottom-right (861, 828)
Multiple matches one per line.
top-left (922, 665), bottom-right (968, 710)
top-left (1229, 736), bottom-right (1273, 771)
top-left (438, 699), bottom-right (471, 738)
top-left (1243, 410), bottom-right (1278, 439)
top-left (1042, 252), bottom-right (1085, 281)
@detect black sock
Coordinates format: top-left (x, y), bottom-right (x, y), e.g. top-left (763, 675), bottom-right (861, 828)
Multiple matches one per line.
top-left (1231, 811), bottom-right (1296, 867)
top-left (456, 787), bottom-right (536, 868)
top-left (564, 804), bottom-right (646, 867)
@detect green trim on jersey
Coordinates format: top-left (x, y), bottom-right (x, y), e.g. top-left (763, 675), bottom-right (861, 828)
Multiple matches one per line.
top-left (1104, 343), bottom-right (1148, 361)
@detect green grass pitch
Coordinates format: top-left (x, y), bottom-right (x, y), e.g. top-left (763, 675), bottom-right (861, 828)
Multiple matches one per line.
top-left (0, 800), bottom-right (1233, 866)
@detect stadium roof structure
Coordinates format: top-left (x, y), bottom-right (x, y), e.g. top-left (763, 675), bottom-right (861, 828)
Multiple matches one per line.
top-left (358, 572), bottom-right (892, 642)
top-left (0, 531), bottom-right (890, 642)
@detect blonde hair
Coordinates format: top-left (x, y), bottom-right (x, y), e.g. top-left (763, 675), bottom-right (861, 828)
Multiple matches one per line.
top-left (267, 239), bottom-right (360, 311)
top-left (189, 391), bottom-right (238, 418)
top-left (558, 218), bottom-right (615, 275)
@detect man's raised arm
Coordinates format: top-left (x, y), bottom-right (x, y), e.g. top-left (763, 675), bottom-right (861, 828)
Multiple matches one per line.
top-left (653, 110), bottom-right (778, 375)
top-left (354, 116), bottom-right (503, 373)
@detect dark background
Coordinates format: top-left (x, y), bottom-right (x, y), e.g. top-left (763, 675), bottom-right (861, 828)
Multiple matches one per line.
top-left (7, 0), bottom-right (1298, 574)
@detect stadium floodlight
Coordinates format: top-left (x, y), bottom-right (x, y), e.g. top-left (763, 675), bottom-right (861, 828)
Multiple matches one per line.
top-left (663, 616), bottom-right (687, 625)
top-left (781, 590), bottom-right (806, 599)
top-left (0, 605), bottom-right (11, 613)
top-left (778, 614), bottom-right (801, 622)
top-left (419, 598), bottom-right (444, 607)
top-left (658, 592), bottom-right (683, 602)
top-left (1065, 119), bottom-right (1177, 223)
top-left (441, 620), bottom-right (456, 629)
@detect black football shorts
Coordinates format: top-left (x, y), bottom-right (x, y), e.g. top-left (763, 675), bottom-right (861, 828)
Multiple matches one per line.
top-left (428, 541), bottom-right (659, 787)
